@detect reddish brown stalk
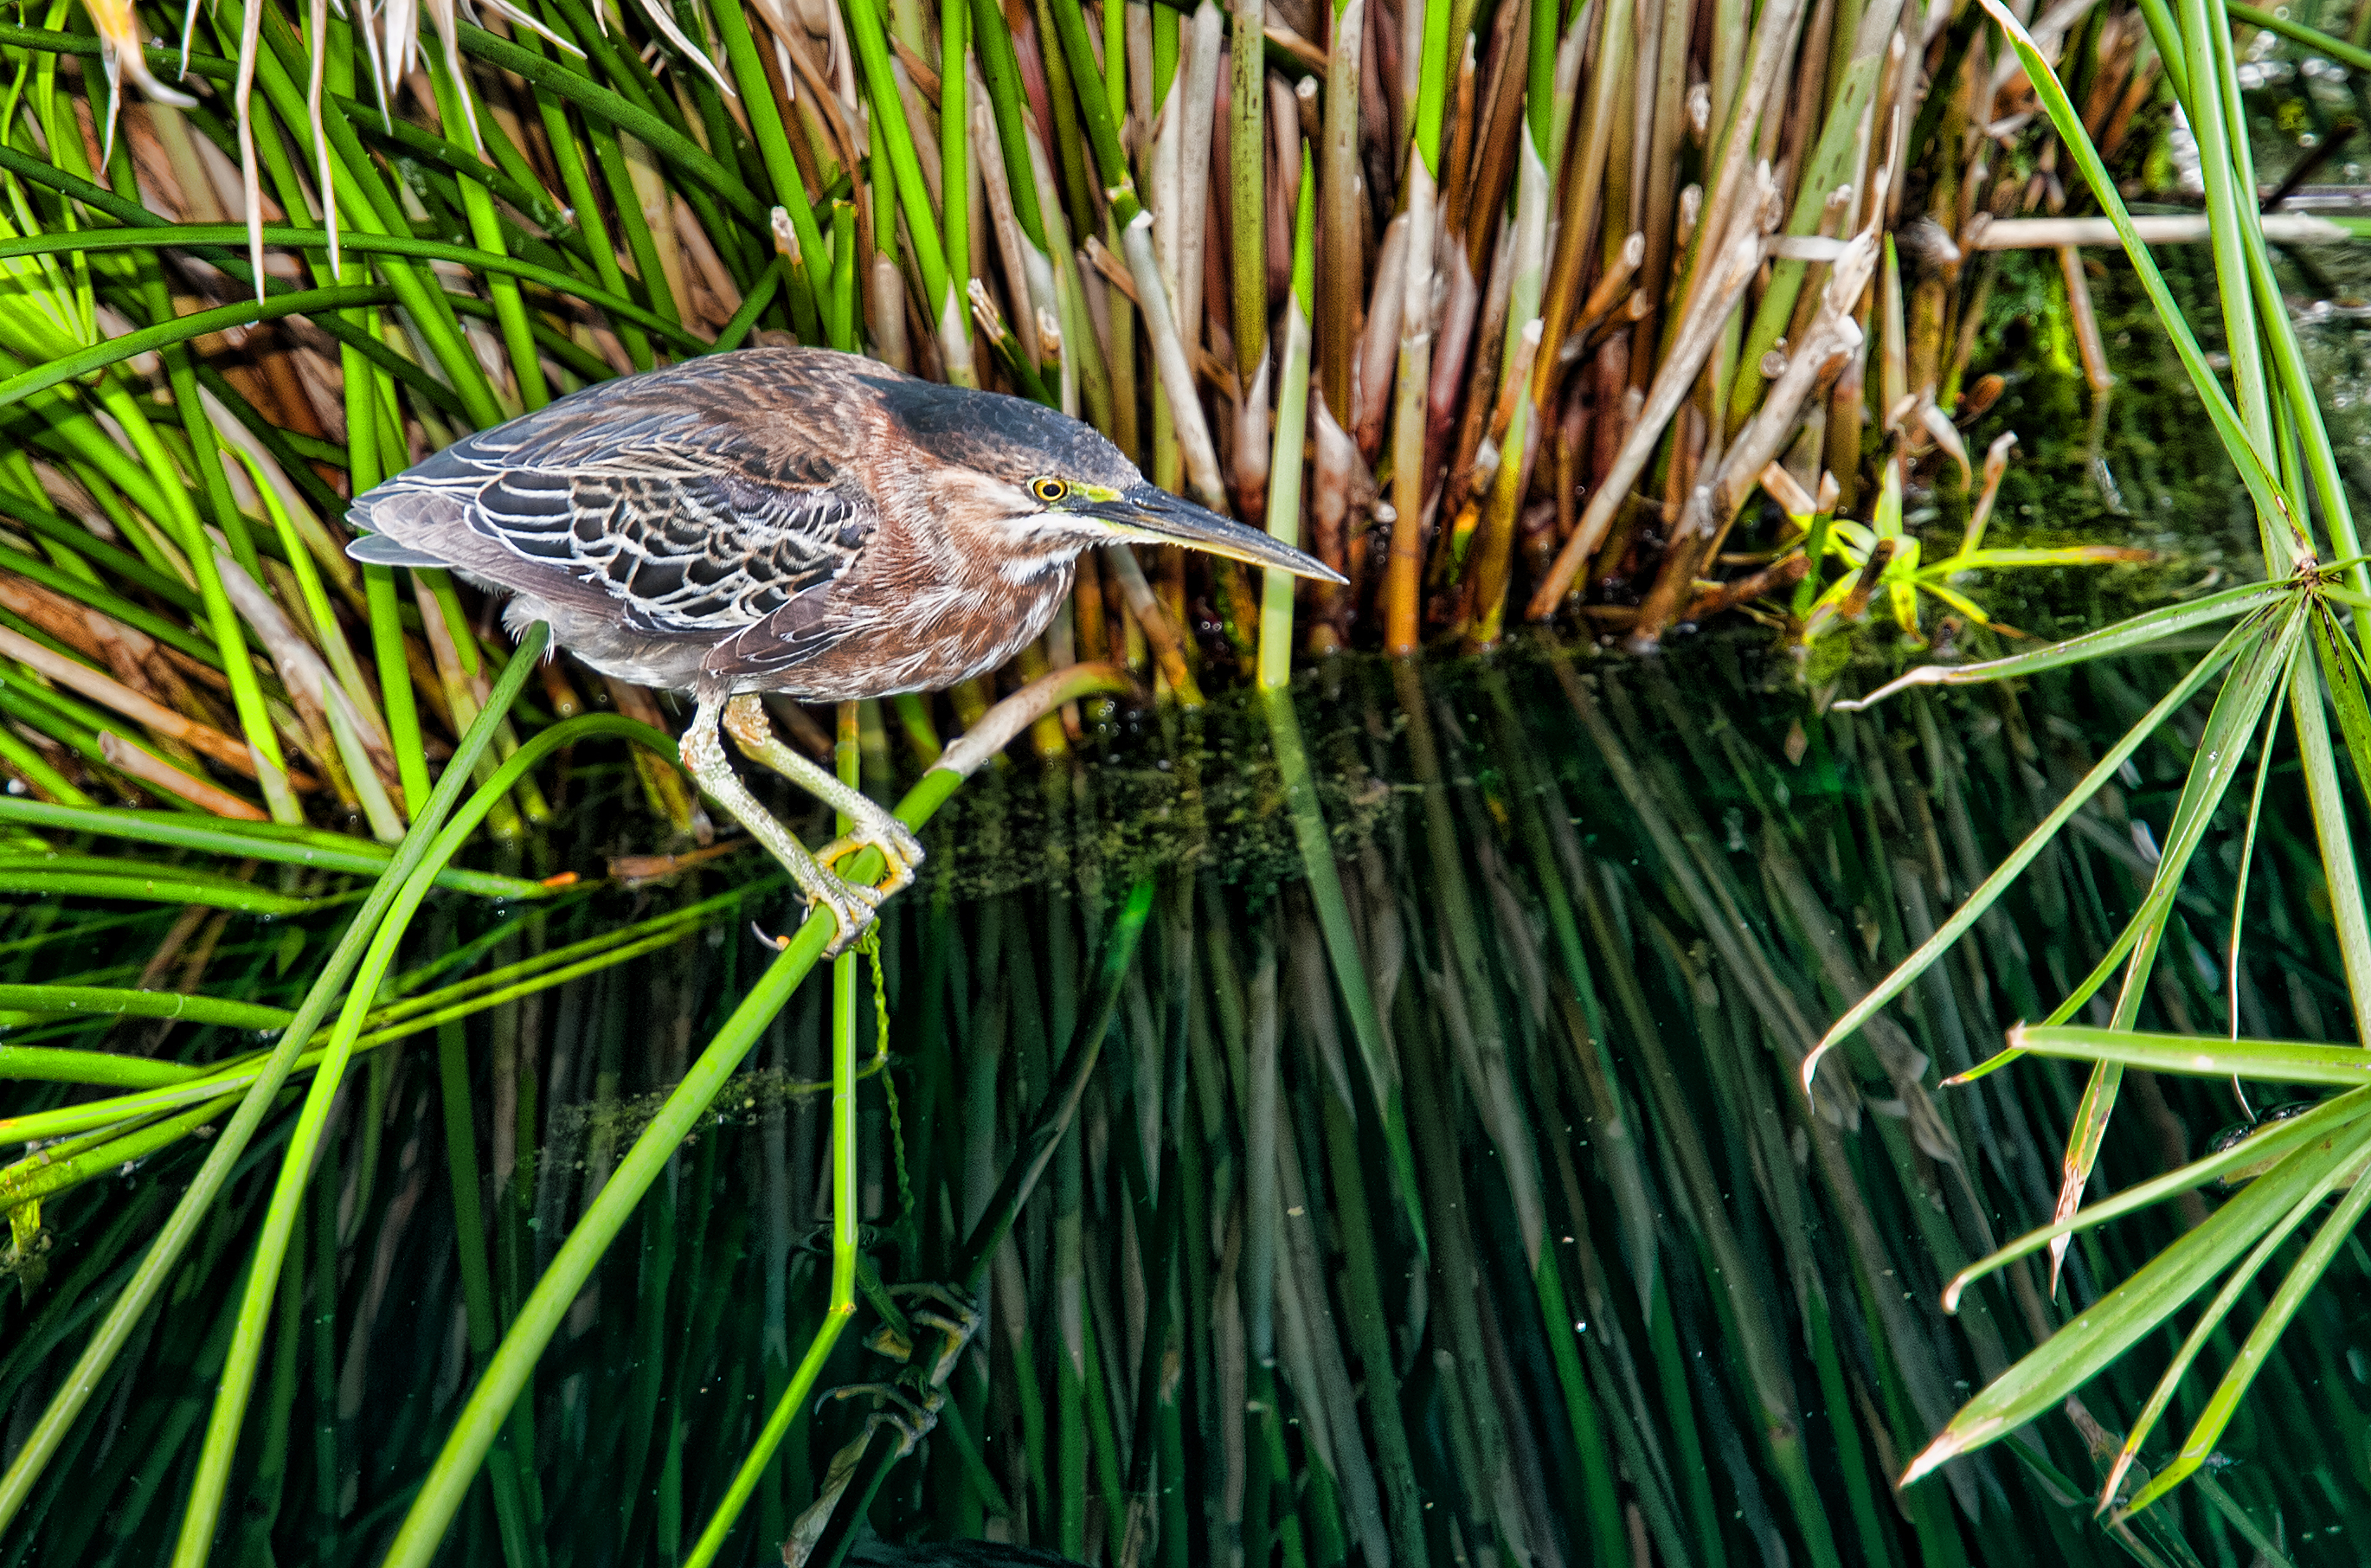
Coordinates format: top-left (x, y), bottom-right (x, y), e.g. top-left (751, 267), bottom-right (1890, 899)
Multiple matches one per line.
top-left (1444, 222), bottom-right (1517, 518)
top-left (1779, 184), bottom-right (1855, 367)
top-left (609, 839), bottom-right (757, 884)
top-left (1777, 0), bottom-right (1834, 202)
top-left (1527, 171), bottom-right (1775, 618)
top-left (1359, 0), bottom-right (1394, 207)
top-left (1295, 74), bottom-right (1324, 150)
top-left (1584, 336), bottom-right (1634, 562)
top-left (98, 734), bottom-right (269, 819)
top-left (1546, 232), bottom-right (1642, 399)
top-left (1354, 213), bottom-right (1410, 460)
top-left (0, 625), bottom-right (285, 784)
top-left (1438, 34), bottom-right (1479, 238)
top-left (1269, 77), bottom-right (1303, 301)
top-left (0, 574), bottom-right (143, 672)
top-left (1424, 243), bottom-right (1481, 480)
top-left (1482, 318), bottom-right (1544, 459)
top-left (1263, 19), bottom-right (1329, 72)
top-left (1554, 384), bottom-right (1589, 543)
top-left (1825, 344), bottom-right (1867, 511)
top-left (1461, 0), bottom-right (1530, 275)
top-left (2056, 247), bottom-right (2115, 395)
top-left (1233, 341), bottom-right (1274, 523)
top-left (1102, 544), bottom-right (1205, 706)
top-left (1687, 551), bottom-right (1809, 618)
top-left (1629, 0), bottom-right (1697, 363)
top-left (1633, 229), bottom-right (1876, 647)
top-left (2100, 55), bottom-right (2159, 163)
top-left (1318, 0), bottom-right (1368, 419)
top-left (2079, 14), bottom-right (2136, 135)
top-left (1311, 390), bottom-right (1359, 651)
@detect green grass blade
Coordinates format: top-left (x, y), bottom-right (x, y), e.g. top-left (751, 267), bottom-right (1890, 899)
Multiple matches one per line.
top-left (2098, 1150), bottom-right (2356, 1507)
top-left (2116, 1149), bottom-right (2371, 1516)
top-left (0, 284), bottom-right (391, 413)
top-left (1937, 1087), bottom-right (2371, 1310)
top-left (0, 1044), bottom-right (210, 1088)
top-left (0, 985), bottom-right (292, 1031)
top-left (0, 624), bottom-right (551, 1537)
top-left (1976, 0), bottom-right (2293, 535)
top-left (1834, 580), bottom-right (2277, 711)
top-left (2006, 1026), bottom-right (2371, 1082)
top-left (1902, 1121), bottom-right (2363, 1482)
top-left (2295, 613), bottom-right (2371, 1036)
top-left (1806, 614), bottom-right (2252, 1083)
top-left (169, 708), bottom-right (664, 1562)
top-left (2041, 604), bottom-right (2310, 1274)
top-left (0, 800), bottom-right (556, 897)
top-left (375, 726), bottom-right (1031, 1566)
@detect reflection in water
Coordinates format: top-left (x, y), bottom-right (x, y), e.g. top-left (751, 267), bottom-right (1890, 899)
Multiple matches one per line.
top-left (11, 633), bottom-right (2363, 1565)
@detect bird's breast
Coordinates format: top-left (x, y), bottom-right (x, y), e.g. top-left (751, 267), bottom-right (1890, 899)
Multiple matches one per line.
top-left (748, 552), bottom-right (1078, 703)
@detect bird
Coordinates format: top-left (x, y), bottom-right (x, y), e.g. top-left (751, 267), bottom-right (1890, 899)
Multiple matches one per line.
top-left (345, 346), bottom-right (1340, 950)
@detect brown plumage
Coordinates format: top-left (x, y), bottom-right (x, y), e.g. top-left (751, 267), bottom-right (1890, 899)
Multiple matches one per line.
top-left (346, 347), bottom-right (1337, 948)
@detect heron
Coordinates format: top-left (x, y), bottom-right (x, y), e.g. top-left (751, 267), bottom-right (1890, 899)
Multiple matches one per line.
top-left (348, 346), bottom-right (1339, 949)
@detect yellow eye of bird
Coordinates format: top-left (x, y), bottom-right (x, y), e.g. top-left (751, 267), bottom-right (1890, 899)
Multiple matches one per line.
top-left (1031, 478), bottom-right (1068, 504)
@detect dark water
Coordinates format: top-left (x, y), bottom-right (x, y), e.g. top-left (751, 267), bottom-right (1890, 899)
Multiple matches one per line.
top-left (9, 615), bottom-right (2369, 1567)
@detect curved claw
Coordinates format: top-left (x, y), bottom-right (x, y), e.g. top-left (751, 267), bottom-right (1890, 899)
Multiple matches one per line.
top-left (752, 874), bottom-right (885, 958)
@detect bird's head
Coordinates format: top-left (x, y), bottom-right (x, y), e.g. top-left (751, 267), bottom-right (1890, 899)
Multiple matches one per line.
top-left (871, 375), bottom-right (1346, 583)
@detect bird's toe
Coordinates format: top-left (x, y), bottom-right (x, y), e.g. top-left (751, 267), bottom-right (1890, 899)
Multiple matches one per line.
top-left (816, 819), bottom-right (925, 890)
top-left (806, 876), bottom-right (886, 958)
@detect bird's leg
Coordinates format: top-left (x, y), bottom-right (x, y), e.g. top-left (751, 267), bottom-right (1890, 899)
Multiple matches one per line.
top-left (678, 690), bottom-right (877, 956)
top-left (721, 695), bottom-right (925, 898)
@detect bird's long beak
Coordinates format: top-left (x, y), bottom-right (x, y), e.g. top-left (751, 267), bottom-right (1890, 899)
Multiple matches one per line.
top-left (1089, 483), bottom-right (1346, 583)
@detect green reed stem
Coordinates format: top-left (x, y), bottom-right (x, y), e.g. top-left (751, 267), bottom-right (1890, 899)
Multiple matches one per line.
top-left (1258, 164), bottom-right (1316, 691)
top-left (425, 52), bottom-right (543, 414)
top-left (0, 622), bottom-right (550, 1538)
top-left (941, 0), bottom-right (976, 382)
top-left (842, 0), bottom-right (953, 325)
top-left (710, 0), bottom-right (824, 339)
top-left (972, 0), bottom-right (1048, 252)
top-left (433, 1006), bottom-right (542, 1566)
top-left (456, 21), bottom-right (766, 236)
top-left (0, 986), bottom-right (290, 1033)
top-left (170, 701), bottom-right (671, 1562)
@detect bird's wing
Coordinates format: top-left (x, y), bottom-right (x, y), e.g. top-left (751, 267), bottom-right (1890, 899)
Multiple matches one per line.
top-left (356, 436), bottom-right (877, 646)
top-left (470, 449), bottom-right (873, 635)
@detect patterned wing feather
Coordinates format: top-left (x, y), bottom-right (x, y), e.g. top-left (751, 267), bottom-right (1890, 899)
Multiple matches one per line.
top-left (354, 421), bottom-right (874, 658)
top-left (463, 449), bottom-right (871, 636)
